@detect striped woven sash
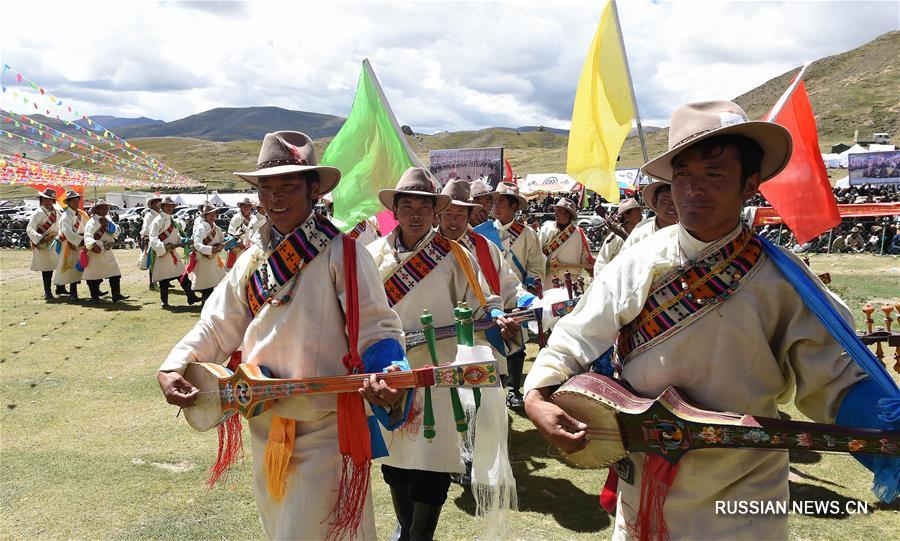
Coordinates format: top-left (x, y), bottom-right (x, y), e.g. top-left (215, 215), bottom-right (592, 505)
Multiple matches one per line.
top-left (542, 223), bottom-right (574, 256)
top-left (246, 214), bottom-right (340, 317)
top-left (383, 233), bottom-right (452, 307)
top-left (615, 227), bottom-right (764, 365)
top-left (506, 220), bottom-right (526, 246)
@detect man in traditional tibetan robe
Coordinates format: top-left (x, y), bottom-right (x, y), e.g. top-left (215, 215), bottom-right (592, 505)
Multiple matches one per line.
top-left (189, 203), bottom-right (227, 303)
top-left (485, 181), bottom-right (545, 405)
top-left (158, 131), bottom-right (409, 541)
top-left (139, 195), bottom-right (162, 289)
top-left (367, 167), bottom-right (515, 541)
top-left (619, 181), bottom-right (679, 249)
top-left (83, 200), bottom-right (128, 303)
top-left (592, 198), bottom-right (644, 274)
top-left (438, 179), bottom-right (534, 406)
top-left (524, 101), bottom-right (895, 540)
top-left (53, 191), bottom-right (88, 301)
top-left (247, 201), bottom-right (268, 241)
top-left (539, 197), bottom-right (595, 282)
top-left (148, 197), bottom-right (199, 308)
top-left (226, 197), bottom-right (255, 268)
top-left (26, 188), bottom-right (63, 300)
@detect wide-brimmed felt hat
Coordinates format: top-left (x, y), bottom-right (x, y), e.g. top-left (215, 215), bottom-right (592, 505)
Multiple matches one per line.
top-left (236, 197), bottom-right (255, 207)
top-left (641, 100), bottom-right (792, 183)
top-left (159, 196), bottom-right (178, 207)
top-left (641, 181), bottom-right (671, 212)
top-left (63, 190), bottom-right (81, 201)
top-left (378, 167), bottom-right (451, 213)
top-left (36, 188), bottom-right (57, 200)
top-left (198, 203), bottom-right (220, 215)
top-left (440, 179), bottom-right (481, 208)
top-left (90, 199), bottom-right (110, 213)
top-left (553, 198), bottom-right (578, 221)
top-left (469, 178), bottom-right (499, 203)
top-left (234, 131), bottom-right (341, 195)
top-left (147, 195), bottom-right (163, 204)
top-left (493, 182), bottom-right (527, 209)
top-left (616, 198), bottom-right (644, 217)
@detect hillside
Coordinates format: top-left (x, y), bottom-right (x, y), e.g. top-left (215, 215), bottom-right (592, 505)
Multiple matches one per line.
top-left (115, 106), bottom-right (345, 141)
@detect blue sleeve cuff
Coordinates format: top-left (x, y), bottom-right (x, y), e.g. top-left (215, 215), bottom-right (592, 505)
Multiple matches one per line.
top-left (836, 378), bottom-right (900, 503)
top-left (363, 338), bottom-right (413, 431)
top-left (517, 293), bottom-right (536, 308)
top-left (490, 308), bottom-right (505, 319)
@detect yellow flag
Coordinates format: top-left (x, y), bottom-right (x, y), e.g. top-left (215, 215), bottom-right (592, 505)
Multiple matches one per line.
top-left (566, 0), bottom-right (634, 204)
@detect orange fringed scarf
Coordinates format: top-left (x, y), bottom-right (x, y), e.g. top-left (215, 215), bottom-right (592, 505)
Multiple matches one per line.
top-left (326, 235), bottom-right (373, 541)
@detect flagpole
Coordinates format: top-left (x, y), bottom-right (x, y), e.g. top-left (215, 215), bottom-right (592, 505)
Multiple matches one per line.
top-left (610, 0), bottom-right (648, 163)
top-left (766, 61), bottom-right (812, 122)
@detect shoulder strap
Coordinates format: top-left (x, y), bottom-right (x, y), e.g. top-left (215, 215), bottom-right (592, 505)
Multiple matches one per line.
top-left (448, 239), bottom-right (488, 308)
top-left (342, 235), bottom-right (361, 367)
top-left (472, 233), bottom-right (501, 295)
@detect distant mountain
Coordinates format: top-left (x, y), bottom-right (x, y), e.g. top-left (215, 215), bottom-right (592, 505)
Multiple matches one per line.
top-left (115, 106), bottom-right (346, 141)
top-left (515, 126), bottom-right (570, 136)
top-left (75, 115), bottom-right (163, 131)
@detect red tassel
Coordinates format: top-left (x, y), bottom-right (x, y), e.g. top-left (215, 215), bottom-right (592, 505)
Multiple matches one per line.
top-left (206, 351), bottom-right (246, 487)
top-left (630, 455), bottom-right (678, 541)
top-left (181, 251), bottom-right (197, 281)
top-left (325, 455), bottom-right (371, 541)
top-left (206, 413), bottom-right (244, 487)
top-left (225, 249), bottom-right (237, 269)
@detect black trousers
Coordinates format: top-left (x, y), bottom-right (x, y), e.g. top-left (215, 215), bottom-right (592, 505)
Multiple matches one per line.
top-left (381, 465), bottom-right (452, 506)
top-left (506, 350), bottom-right (526, 395)
top-left (41, 271), bottom-right (53, 295)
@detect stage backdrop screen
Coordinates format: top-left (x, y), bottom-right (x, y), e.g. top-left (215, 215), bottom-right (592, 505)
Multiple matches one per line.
top-left (429, 147), bottom-right (504, 188)
top-left (848, 150), bottom-right (900, 186)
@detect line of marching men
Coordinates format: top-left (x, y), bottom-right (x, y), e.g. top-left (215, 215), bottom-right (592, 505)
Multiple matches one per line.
top-left (25, 188), bottom-right (268, 306)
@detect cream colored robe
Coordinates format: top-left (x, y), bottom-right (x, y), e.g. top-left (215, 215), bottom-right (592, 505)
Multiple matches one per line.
top-left (494, 218), bottom-right (546, 284)
top-left (352, 218), bottom-right (381, 246)
top-left (367, 229), bottom-right (503, 473)
top-left (53, 207), bottom-right (87, 285)
top-left (140, 208), bottom-right (158, 238)
top-left (82, 217), bottom-right (121, 280)
top-left (539, 220), bottom-right (591, 283)
top-left (593, 232), bottom-right (625, 275)
top-left (26, 207), bottom-right (59, 272)
top-left (228, 212), bottom-right (252, 263)
top-left (525, 223), bottom-right (866, 541)
top-left (161, 213), bottom-right (404, 540)
top-left (149, 212), bottom-right (186, 283)
top-left (190, 220), bottom-right (226, 290)
top-left (248, 213), bottom-right (268, 241)
top-left (458, 227), bottom-right (528, 311)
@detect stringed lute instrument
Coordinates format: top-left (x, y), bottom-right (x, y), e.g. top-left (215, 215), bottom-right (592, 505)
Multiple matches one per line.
top-left (183, 360), bottom-right (499, 432)
top-left (551, 373), bottom-right (899, 468)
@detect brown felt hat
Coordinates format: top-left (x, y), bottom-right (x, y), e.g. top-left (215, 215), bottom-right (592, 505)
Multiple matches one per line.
top-left (641, 100), bottom-right (792, 183)
top-left (36, 188), bottom-right (57, 200)
top-left (441, 179), bottom-right (481, 208)
top-left (198, 203), bottom-right (220, 215)
top-left (234, 131), bottom-right (341, 195)
top-left (469, 178), bottom-right (499, 203)
top-left (494, 182), bottom-right (527, 209)
top-left (63, 190), bottom-right (81, 201)
top-left (616, 197), bottom-right (644, 217)
top-left (553, 197), bottom-right (578, 221)
top-left (378, 167), bottom-right (451, 213)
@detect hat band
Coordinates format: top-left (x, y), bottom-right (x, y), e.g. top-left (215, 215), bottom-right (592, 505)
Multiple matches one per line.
top-left (257, 157), bottom-right (309, 170)
top-left (397, 185), bottom-right (436, 195)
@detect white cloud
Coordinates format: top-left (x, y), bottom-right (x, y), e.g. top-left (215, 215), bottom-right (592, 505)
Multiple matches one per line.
top-left (0, 0), bottom-right (896, 133)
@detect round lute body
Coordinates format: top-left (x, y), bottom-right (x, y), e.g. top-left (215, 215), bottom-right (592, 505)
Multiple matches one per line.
top-left (551, 373), bottom-right (899, 469)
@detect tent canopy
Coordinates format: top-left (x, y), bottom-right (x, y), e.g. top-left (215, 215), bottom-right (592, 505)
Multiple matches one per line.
top-left (520, 173), bottom-right (581, 195)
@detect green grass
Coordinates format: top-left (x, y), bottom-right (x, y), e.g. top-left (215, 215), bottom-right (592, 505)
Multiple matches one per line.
top-left (1, 249), bottom-right (898, 540)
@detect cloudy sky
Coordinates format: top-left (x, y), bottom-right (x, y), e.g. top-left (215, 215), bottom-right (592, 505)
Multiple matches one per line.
top-left (1, 0), bottom-right (897, 133)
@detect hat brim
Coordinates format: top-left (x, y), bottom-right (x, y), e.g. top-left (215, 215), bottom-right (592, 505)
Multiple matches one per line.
top-left (37, 193), bottom-right (56, 200)
top-left (553, 203), bottom-right (577, 220)
top-left (448, 200), bottom-right (481, 208)
top-left (147, 197), bottom-right (162, 204)
top-left (472, 192), bottom-right (500, 203)
top-left (378, 189), bottom-right (452, 214)
top-left (498, 193), bottom-right (528, 210)
top-left (234, 164), bottom-right (341, 196)
top-left (64, 194), bottom-right (81, 201)
top-left (641, 121), bottom-right (792, 183)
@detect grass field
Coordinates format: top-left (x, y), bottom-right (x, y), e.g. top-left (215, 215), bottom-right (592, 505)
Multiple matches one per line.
top-left (1, 249), bottom-right (898, 540)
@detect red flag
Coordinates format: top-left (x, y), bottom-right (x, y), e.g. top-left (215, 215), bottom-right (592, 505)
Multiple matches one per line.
top-left (503, 159), bottom-right (513, 183)
top-left (759, 75), bottom-right (839, 244)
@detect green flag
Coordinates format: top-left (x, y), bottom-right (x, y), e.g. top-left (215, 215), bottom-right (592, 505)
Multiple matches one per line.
top-left (321, 59), bottom-right (423, 231)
